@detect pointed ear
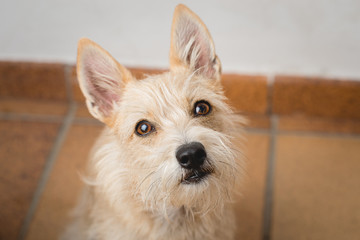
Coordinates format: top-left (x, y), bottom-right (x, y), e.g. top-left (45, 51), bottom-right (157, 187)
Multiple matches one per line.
top-left (76, 38), bottom-right (133, 125)
top-left (169, 4), bottom-right (221, 79)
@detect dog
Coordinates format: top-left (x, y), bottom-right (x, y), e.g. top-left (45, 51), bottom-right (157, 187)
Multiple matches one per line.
top-left (63, 4), bottom-right (245, 240)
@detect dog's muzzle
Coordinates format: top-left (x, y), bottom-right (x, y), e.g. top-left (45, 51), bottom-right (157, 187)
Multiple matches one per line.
top-left (176, 142), bottom-right (212, 184)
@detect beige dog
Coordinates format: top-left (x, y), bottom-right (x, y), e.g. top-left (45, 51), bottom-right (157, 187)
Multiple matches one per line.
top-left (63, 4), bottom-right (244, 240)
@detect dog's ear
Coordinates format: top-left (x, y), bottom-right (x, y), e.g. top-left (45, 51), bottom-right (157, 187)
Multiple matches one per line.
top-left (77, 38), bottom-right (132, 125)
top-left (169, 4), bottom-right (221, 79)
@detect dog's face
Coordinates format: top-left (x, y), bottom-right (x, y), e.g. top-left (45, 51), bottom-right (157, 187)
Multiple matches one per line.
top-left (77, 5), bottom-right (243, 215)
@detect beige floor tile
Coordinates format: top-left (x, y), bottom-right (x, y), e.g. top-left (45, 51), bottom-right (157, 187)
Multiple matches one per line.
top-left (26, 124), bottom-right (103, 240)
top-left (234, 133), bottom-right (269, 240)
top-left (0, 120), bottom-right (60, 239)
top-left (272, 135), bottom-right (360, 240)
top-left (26, 129), bottom-right (267, 239)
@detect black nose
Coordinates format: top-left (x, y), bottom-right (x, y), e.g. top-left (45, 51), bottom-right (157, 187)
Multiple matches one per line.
top-left (176, 142), bottom-right (206, 169)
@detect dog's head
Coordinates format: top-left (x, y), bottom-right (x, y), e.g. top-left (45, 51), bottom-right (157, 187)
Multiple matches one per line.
top-left (77, 4), bottom-right (244, 216)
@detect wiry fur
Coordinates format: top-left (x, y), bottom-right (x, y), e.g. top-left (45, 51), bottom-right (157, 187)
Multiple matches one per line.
top-left (63, 4), bottom-right (245, 240)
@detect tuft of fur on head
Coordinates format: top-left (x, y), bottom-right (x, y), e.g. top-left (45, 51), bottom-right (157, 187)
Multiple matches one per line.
top-left (67, 4), bottom-right (246, 240)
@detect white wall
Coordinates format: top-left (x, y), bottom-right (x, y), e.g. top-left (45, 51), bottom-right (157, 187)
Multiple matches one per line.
top-left (1, 0), bottom-right (359, 79)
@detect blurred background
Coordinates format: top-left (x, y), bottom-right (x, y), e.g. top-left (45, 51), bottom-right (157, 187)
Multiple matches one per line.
top-left (1, 0), bottom-right (360, 78)
top-left (0, 1), bottom-right (359, 240)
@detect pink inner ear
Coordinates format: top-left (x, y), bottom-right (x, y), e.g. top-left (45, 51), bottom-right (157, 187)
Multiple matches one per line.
top-left (82, 52), bottom-right (121, 117)
top-left (176, 17), bottom-right (214, 76)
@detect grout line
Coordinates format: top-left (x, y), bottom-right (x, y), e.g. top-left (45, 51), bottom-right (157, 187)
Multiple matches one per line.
top-left (17, 103), bottom-right (77, 240)
top-left (276, 129), bottom-right (360, 139)
top-left (245, 125), bottom-right (360, 139)
top-left (262, 115), bottom-right (278, 240)
top-left (246, 127), bottom-right (360, 138)
top-left (244, 127), bottom-right (271, 135)
top-left (0, 112), bottom-right (64, 123)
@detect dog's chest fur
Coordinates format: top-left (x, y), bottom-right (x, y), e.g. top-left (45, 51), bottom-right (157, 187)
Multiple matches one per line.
top-left (65, 125), bottom-right (238, 240)
top-left (70, 175), bottom-right (236, 240)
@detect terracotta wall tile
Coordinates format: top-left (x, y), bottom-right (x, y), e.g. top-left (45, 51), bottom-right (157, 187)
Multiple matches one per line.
top-left (273, 76), bottom-right (360, 120)
top-left (222, 74), bottom-right (268, 114)
top-left (75, 103), bottom-right (92, 118)
top-left (0, 99), bottom-right (68, 116)
top-left (70, 66), bottom-right (84, 102)
top-left (0, 61), bottom-right (67, 101)
top-left (2, 61), bottom-right (360, 123)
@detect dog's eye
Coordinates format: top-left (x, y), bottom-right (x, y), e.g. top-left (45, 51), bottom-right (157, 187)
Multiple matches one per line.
top-left (194, 100), bottom-right (211, 116)
top-left (135, 120), bottom-right (154, 136)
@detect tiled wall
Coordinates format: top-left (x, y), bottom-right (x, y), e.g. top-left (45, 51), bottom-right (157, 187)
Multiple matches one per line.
top-left (1, 61), bottom-right (359, 118)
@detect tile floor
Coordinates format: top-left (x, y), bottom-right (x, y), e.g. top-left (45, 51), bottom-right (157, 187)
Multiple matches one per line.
top-left (0, 100), bottom-right (360, 240)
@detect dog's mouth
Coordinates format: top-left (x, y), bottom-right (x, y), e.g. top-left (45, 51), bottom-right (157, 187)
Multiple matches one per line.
top-left (181, 168), bottom-right (213, 184)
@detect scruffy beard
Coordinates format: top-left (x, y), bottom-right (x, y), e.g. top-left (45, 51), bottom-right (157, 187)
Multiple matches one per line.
top-left (87, 123), bottom-right (243, 221)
